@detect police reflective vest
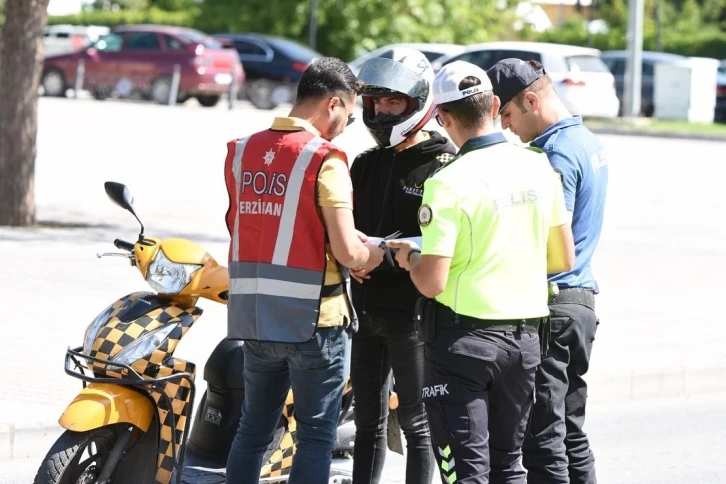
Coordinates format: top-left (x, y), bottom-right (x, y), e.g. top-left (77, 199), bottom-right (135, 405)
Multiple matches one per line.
top-left (224, 129), bottom-right (351, 343)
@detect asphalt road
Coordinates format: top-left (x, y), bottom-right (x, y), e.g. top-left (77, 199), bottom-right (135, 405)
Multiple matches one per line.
top-left (3, 392), bottom-right (725, 483)
top-left (1, 96), bottom-right (725, 483)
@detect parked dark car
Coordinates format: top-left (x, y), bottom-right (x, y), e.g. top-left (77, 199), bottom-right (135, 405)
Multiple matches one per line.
top-left (213, 33), bottom-right (321, 109)
top-left (41, 25), bottom-right (244, 107)
top-left (600, 50), bottom-right (688, 117)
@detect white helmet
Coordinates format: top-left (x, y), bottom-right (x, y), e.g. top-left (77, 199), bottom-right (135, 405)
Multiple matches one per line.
top-left (358, 47), bottom-right (436, 148)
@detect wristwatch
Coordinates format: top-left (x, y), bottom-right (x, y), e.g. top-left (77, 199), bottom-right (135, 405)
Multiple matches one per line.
top-left (407, 249), bottom-right (422, 263)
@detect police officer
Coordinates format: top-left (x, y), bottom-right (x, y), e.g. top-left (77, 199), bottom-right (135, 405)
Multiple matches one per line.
top-left (349, 47), bottom-right (457, 484)
top-left (223, 57), bottom-right (385, 484)
top-left (487, 58), bottom-right (607, 484)
top-left (388, 60), bottom-right (575, 484)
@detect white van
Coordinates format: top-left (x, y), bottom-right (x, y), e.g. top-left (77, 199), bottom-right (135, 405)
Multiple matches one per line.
top-left (44, 24), bottom-right (110, 56)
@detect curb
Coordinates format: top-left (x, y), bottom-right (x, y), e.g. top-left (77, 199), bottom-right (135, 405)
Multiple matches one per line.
top-left (0, 422), bottom-right (61, 463)
top-left (588, 364), bottom-right (726, 403)
top-left (3, 365), bottom-right (726, 464)
top-left (589, 126), bottom-right (726, 142)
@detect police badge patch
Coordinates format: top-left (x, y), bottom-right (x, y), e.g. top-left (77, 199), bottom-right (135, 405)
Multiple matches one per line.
top-left (418, 204), bottom-right (432, 227)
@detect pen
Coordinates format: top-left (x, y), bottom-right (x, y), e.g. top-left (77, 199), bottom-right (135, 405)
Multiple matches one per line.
top-left (378, 231), bottom-right (403, 266)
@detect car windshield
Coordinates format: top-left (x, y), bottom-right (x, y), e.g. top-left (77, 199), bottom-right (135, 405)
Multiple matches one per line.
top-left (175, 29), bottom-right (224, 49)
top-left (567, 55), bottom-right (610, 73)
top-left (91, 33), bottom-right (123, 52)
top-left (266, 37), bottom-right (321, 62)
top-left (422, 51), bottom-right (448, 63)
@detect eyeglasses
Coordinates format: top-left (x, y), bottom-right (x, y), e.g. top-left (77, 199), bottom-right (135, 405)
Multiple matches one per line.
top-left (338, 97), bottom-right (356, 126)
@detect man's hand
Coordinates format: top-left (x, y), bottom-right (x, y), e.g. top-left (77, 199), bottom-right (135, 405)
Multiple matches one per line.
top-left (350, 267), bottom-right (371, 284)
top-left (360, 243), bottom-right (385, 273)
top-left (386, 240), bottom-right (418, 271)
top-left (348, 230), bottom-right (379, 283)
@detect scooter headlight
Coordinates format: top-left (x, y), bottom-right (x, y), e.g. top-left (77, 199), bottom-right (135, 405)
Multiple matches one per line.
top-left (146, 249), bottom-right (201, 294)
top-left (83, 303), bottom-right (116, 355)
top-left (109, 323), bottom-right (178, 369)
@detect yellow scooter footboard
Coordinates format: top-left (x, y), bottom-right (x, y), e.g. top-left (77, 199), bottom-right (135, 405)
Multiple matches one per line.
top-left (59, 383), bottom-right (155, 432)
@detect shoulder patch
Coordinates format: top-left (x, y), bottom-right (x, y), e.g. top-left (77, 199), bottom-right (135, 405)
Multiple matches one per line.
top-left (435, 153), bottom-right (455, 164)
top-left (431, 153), bottom-right (458, 176)
top-left (418, 204), bottom-right (433, 227)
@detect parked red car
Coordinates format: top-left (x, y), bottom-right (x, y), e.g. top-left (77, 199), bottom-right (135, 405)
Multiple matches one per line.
top-left (41, 24), bottom-right (245, 107)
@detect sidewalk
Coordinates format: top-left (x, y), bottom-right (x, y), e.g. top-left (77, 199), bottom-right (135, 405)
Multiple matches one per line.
top-left (589, 125), bottom-right (726, 142)
top-left (585, 117), bottom-right (726, 142)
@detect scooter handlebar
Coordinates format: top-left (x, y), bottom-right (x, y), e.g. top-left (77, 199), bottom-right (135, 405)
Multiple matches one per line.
top-left (114, 239), bottom-right (135, 252)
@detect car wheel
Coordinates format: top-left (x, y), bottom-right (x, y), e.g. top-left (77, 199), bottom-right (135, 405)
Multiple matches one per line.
top-left (150, 77), bottom-right (173, 105)
top-left (247, 80), bottom-right (277, 110)
top-left (196, 95), bottom-right (220, 108)
top-left (42, 68), bottom-right (67, 97)
top-left (89, 87), bottom-right (110, 101)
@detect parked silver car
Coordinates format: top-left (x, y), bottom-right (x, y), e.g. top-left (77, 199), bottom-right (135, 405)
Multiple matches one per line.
top-left (433, 41), bottom-right (620, 119)
top-left (348, 42), bottom-right (465, 76)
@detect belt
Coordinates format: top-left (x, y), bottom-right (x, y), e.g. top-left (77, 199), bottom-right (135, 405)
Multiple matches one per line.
top-left (551, 287), bottom-right (595, 310)
top-left (433, 301), bottom-right (542, 335)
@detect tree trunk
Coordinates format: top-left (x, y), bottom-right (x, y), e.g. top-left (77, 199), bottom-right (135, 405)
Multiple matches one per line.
top-left (0, 0), bottom-right (50, 226)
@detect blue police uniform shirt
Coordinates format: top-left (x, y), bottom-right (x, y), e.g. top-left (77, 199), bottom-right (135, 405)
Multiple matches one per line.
top-left (531, 116), bottom-right (607, 293)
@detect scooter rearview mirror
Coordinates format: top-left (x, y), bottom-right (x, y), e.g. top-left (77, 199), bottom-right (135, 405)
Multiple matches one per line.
top-left (104, 181), bottom-right (135, 212)
top-left (104, 181), bottom-right (145, 239)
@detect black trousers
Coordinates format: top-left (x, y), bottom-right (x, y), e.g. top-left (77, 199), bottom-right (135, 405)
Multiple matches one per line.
top-left (522, 302), bottom-right (599, 484)
top-left (350, 312), bottom-right (436, 484)
top-left (423, 328), bottom-right (541, 484)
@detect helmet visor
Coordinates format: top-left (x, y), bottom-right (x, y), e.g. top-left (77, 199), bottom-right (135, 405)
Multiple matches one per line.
top-left (358, 57), bottom-right (429, 100)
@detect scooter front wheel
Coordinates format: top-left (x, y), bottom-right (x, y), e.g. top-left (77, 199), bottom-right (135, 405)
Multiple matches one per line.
top-left (33, 424), bottom-right (146, 484)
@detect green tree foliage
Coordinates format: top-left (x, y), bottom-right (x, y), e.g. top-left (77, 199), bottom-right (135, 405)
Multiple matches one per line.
top-left (48, 7), bottom-right (197, 28)
top-left (194, 0), bottom-right (309, 42)
top-left (91, 0), bottom-right (150, 10)
top-left (149, 0), bottom-right (200, 11)
top-left (596, 0), bottom-right (725, 33)
top-left (42, 0), bottom-right (726, 60)
top-left (539, 0), bottom-right (726, 58)
top-left (701, 0), bottom-right (726, 23)
top-left (150, 0), bottom-right (520, 60)
top-left (309, 0), bottom-right (521, 59)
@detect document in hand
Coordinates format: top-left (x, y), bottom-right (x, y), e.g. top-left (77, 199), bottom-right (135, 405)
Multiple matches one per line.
top-left (365, 234), bottom-right (420, 246)
top-left (366, 234), bottom-right (422, 249)
top-left (399, 236), bottom-right (422, 249)
top-left (364, 233), bottom-right (422, 267)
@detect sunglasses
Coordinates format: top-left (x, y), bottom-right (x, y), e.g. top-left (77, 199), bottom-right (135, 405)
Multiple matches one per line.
top-left (338, 98), bottom-right (356, 126)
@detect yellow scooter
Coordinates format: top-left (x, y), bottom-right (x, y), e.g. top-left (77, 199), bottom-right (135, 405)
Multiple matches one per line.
top-left (32, 182), bottom-right (358, 484)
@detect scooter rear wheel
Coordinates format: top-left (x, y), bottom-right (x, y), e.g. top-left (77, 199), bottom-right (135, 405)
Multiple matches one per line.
top-left (33, 425), bottom-right (127, 484)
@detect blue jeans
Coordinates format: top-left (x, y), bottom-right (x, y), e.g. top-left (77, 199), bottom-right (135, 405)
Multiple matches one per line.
top-left (225, 326), bottom-right (350, 484)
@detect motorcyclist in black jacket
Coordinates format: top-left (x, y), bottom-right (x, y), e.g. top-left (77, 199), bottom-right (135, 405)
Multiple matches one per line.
top-left (349, 47), bottom-right (457, 484)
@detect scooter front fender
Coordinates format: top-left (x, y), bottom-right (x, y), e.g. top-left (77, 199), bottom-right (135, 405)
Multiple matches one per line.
top-left (59, 383), bottom-right (155, 432)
